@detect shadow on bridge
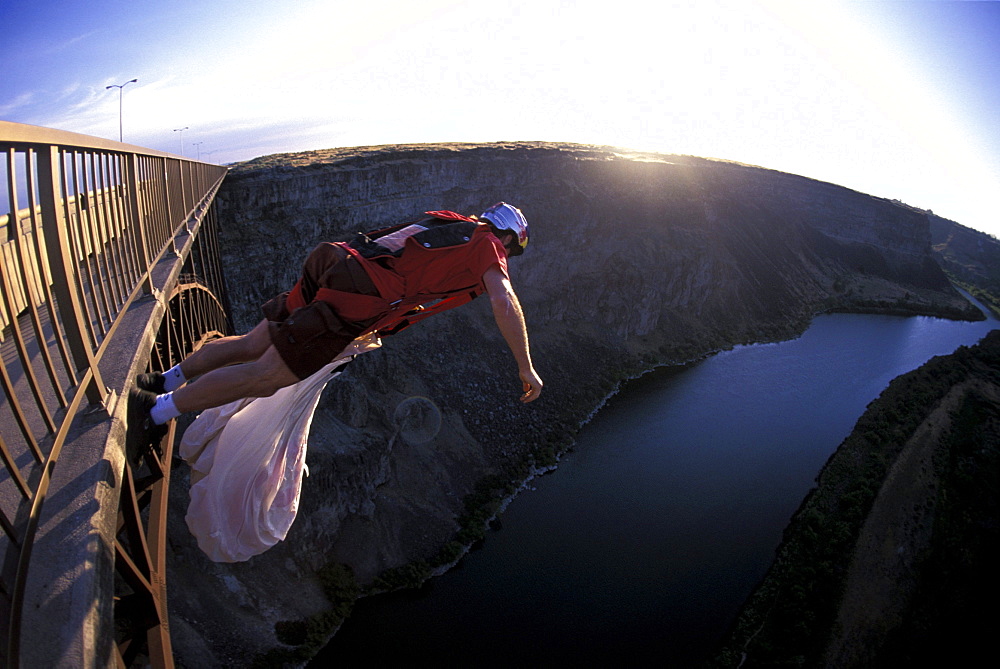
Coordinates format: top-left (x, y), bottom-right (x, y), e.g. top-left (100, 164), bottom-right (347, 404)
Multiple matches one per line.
top-left (0, 121), bottom-right (231, 667)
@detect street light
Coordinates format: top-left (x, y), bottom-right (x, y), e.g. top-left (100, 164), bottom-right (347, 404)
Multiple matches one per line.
top-left (192, 141), bottom-right (203, 161)
top-left (173, 127), bottom-right (189, 156)
top-left (105, 78), bottom-right (138, 142)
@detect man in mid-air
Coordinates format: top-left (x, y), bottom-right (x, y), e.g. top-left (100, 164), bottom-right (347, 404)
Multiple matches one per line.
top-left (132, 202), bottom-right (542, 426)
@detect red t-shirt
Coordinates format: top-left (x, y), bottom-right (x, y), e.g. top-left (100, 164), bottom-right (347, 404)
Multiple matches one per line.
top-left (343, 224), bottom-right (509, 304)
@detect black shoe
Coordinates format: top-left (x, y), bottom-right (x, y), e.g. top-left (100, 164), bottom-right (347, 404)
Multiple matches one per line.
top-left (128, 387), bottom-right (167, 461)
top-left (136, 371), bottom-right (166, 394)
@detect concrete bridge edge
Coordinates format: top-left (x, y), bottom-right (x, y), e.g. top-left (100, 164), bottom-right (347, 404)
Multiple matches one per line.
top-left (19, 236), bottom-right (200, 667)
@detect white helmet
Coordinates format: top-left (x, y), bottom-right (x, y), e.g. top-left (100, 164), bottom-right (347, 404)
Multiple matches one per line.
top-left (479, 202), bottom-right (529, 256)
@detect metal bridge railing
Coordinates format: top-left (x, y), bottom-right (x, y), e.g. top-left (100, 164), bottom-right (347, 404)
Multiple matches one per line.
top-left (0, 120), bottom-right (229, 666)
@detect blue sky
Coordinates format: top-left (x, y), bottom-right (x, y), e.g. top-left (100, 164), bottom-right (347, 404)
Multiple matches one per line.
top-left (2, 0), bottom-right (998, 237)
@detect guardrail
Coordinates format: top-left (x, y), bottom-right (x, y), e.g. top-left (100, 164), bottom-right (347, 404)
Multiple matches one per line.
top-left (0, 120), bottom-right (229, 666)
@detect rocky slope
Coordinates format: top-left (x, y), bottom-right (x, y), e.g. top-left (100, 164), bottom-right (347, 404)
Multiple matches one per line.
top-left (712, 330), bottom-right (1000, 668)
top-left (164, 142), bottom-right (980, 665)
top-left (929, 214), bottom-right (1000, 317)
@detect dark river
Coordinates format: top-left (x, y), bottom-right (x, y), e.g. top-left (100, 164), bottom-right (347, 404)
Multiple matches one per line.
top-left (313, 303), bottom-right (998, 667)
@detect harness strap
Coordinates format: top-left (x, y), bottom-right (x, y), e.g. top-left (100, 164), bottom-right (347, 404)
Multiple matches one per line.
top-left (298, 285), bottom-right (483, 337)
top-left (286, 280), bottom-right (393, 326)
top-left (377, 289), bottom-right (482, 336)
top-left (286, 279), bottom-right (307, 312)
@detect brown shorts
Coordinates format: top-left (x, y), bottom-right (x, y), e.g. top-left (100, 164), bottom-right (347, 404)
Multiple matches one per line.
top-left (262, 243), bottom-right (380, 380)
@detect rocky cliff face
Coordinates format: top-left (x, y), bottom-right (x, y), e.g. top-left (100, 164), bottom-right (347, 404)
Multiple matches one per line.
top-left (166, 142), bottom-right (978, 665)
top-left (929, 213), bottom-right (1000, 317)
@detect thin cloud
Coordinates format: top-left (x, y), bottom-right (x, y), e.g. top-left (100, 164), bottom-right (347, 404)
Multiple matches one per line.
top-left (43, 30), bottom-right (100, 55)
top-left (0, 92), bottom-right (36, 118)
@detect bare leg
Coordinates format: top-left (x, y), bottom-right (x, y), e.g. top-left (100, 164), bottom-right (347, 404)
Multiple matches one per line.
top-left (177, 319), bottom-right (273, 379)
top-left (172, 344), bottom-right (300, 414)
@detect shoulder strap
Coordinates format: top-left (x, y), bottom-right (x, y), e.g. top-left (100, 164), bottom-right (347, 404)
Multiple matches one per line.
top-left (424, 210), bottom-right (476, 223)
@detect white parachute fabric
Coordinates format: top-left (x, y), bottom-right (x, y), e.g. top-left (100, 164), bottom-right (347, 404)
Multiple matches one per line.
top-left (179, 335), bottom-right (381, 562)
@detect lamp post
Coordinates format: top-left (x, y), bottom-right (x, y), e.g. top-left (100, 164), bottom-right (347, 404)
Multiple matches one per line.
top-left (173, 127), bottom-right (189, 156)
top-left (105, 78), bottom-right (138, 142)
top-left (192, 141), bottom-right (203, 161)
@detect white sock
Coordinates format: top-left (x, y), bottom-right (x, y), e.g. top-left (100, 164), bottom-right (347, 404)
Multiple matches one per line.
top-left (163, 364), bottom-right (187, 392)
top-left (150, 392), bottom-right (181, 425)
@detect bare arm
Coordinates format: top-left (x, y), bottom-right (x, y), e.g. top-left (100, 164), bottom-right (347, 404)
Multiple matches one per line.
top-left (482, 264), bottom-right (543, 402)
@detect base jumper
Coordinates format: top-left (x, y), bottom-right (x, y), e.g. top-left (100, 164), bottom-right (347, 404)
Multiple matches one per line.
top-left (132, 202), bottom-right (542, 428)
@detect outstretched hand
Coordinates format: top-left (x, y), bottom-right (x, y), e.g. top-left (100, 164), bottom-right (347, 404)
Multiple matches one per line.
top-left (519, 368), bottom-right (543, 403)
top-left (483, 265), bottom-right (541, 404)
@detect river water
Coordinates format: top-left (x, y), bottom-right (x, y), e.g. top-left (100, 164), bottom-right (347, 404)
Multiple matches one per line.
top-left (314, 303), bottom-right (998, 667)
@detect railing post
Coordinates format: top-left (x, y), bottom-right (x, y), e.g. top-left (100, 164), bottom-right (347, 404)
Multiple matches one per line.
top-left (36, 146), bottom-right (107, 405)
top-left (163, 160), bottom-right (179, 255)
top-left (127, 154), bottom-right (155, 294)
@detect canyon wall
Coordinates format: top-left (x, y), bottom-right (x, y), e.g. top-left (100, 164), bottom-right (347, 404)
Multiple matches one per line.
top-left (930, 213), bottom-right (1000, 317)
top-left (165, 142), bottom-right (978, 665)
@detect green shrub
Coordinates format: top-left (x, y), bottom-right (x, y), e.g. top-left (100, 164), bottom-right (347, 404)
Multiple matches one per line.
top-left (371, 560), bottom-right (432, 592)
